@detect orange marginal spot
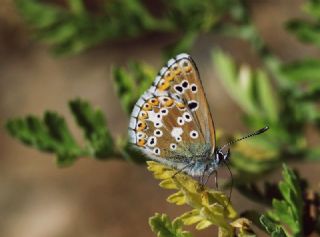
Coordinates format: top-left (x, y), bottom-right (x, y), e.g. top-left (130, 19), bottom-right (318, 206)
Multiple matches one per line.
top-left (171, 64), bottom-right (182, 76)
top-left (137, 138), bottom-right (146, 147)
top-left (184, 65), bottom-right (192, 73)
top-left (158, 80), bottom-right (170, 91)
top-left (181, 60), bottom-right (192, 73)
top-left (136, 120), bottom-right (147, 131)
top-left (142, 102), bottom-right (152, 111)
top-left (138, 111), bottom-right (148, 120)
top-left (148, 98), bottom-right (159, 106)
top-left (162, 97), bottom-right (174, 107)
top-left (176, 102), bottom-right (186, 110)
top-left (164, 71), bottom-right (174, 82)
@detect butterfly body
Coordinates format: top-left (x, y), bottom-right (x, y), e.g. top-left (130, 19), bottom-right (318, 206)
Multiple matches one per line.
top-left (128, 53), bottom-right (229, 179)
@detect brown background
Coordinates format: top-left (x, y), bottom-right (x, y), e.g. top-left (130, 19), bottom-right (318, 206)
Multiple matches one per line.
top-left (1, 0), bottom-right (319, 236)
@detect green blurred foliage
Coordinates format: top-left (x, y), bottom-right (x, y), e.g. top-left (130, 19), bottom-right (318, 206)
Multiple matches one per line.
top-left (6, 0), bottom-right (320, 236)
top-left (15, 0), bottom-right (239, 56)
top-left (287, 0), bottom-right (320, 47)
top-left (6, 98), bottom-right (145, 165)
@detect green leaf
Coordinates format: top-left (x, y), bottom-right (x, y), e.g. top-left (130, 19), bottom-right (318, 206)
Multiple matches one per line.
top-left (113, 62), bottom-right (155, 114)
top-left (286, 0), bottom-right (320, 48)
top-left (260, 164), bottom-right (304, 237)
top-left (5, 98), bottom-right (124, 165)
top-left (69, 98), bottom-right (114, 158)
top-left (281, 59), bottom-right (320, 82)
top-left (15, 0), bottom-right (67, 29)
top-left (212, 49), bottom-right (279, 122)
top-left (6, 112), bottom-right (83, 166)
top-left (287, 20), bottom-right (320, 47)
top-left (147, 161), bottom-right (257, 236)
top-left (256, 69), bottom-right (279, 122)
top-left (149, 213), bottom-right (193, 237)
top-left (15, 0), bottom-right (242, 56)
top-left (260, 215), bottom-right (287, 237)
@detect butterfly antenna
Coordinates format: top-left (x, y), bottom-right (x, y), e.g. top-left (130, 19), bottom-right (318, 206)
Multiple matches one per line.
top-left (220, 126), bottom-right (269, 151)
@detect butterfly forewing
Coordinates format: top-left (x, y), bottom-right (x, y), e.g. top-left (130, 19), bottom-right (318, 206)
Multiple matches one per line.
top-left (128, 53), bottom-right (216, 166)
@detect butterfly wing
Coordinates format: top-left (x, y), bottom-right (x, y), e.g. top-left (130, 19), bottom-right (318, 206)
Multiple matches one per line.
top-left (128, 53), bottom-right (216, 168)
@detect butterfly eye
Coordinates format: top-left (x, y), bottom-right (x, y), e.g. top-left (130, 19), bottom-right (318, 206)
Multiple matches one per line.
top-left (158, 79), bottom-right (170, 91)
top-left (138, 111), bottom-right (148, 120)
top-left (190, 130), bottom-right (199, 139)
top-left (148, 98), bottom-right (159, 106)
top-left (142, 103), bottom-right (152, 111)
top-left (136, 120), bottom-right (147, 131)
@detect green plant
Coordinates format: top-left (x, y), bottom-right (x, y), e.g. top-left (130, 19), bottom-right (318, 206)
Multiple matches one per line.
top-left (7, 0), bottom-right (320, 236)
top-left (15, 0), bottom-right (241, 56)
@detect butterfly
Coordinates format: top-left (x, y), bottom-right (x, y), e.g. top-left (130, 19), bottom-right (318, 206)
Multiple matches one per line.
top-left (128, 53), bottom-right (268, 184)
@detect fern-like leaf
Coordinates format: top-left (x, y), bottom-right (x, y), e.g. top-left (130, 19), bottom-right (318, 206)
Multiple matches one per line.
top-left (147, 161), bottom-right (255, 236)
top-left (149, 213), bottom-right (193, 237)
top-left (260, 164), bottom-right (304, 237)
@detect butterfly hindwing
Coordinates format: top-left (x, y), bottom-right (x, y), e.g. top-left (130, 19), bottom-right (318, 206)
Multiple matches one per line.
top-left (128, 53), bottom-right (215, 167)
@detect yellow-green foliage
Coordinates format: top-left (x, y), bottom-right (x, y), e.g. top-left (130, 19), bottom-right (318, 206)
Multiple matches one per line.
top-left (147, 161), bottom-right (256, 237)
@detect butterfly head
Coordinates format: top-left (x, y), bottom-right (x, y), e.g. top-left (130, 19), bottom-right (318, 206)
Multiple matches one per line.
top-left (215, 148), bottom-right (230, 164)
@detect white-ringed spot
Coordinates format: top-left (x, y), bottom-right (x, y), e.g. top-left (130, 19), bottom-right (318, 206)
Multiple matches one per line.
top-left (153, 147), bottom-right (161, 155)
top-left (154, 129), bottom-right (163, 137)
top-left (176, 136), bottom-right (182, 142)
top-left (147, 136), bottom-right (157, 147)
top-left (181, 80), bottom-right (189, 89)
top-left (154, 121), bottom-right (163, 128)
top-left (160, 108), bottom-right (169, 116)
top-left (190, 84), bottom-right (197, 93)
top-left (177, 117), bottom-right (184, 125)
top-left (188, 100), bottom-right (199, 111)
top-left (183, 112), bottom-right (192, 122)
top-left (174, 85), bottom-right (184, 94)
top-left (190, 130), bottom-right (199, 139)
top-left (170, 143), bottom-right (177, 150)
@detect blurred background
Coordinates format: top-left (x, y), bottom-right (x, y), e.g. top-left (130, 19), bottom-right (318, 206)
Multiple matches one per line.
top-left (1, 0), bottom-right (320, 236)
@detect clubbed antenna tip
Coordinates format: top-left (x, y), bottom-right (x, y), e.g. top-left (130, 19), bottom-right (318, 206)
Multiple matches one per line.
top-left (221, 126), bottom-right (269, 150)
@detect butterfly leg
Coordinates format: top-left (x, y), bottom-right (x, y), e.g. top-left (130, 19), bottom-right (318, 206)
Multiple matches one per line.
top-left (213, 170), bottom-right (219, 190)
top-left (172, 162), bottom-right (194, 178)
